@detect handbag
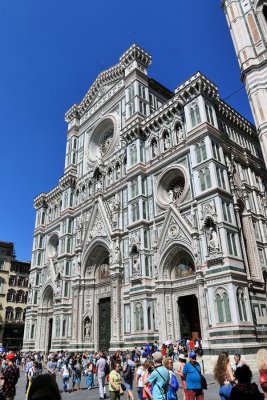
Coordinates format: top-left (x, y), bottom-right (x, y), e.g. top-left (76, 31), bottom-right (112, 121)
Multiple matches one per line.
top-left (191, 363), bottom-right (207, 390)
top-left (121, 383), bottom-right (126, 391)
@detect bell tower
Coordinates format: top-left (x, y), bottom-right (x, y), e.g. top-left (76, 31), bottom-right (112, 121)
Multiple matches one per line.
top-left (222, 0), bottom-right (267, 165)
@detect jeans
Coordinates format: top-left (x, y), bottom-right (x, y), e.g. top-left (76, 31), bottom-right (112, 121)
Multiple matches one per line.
top-left (62, 376), bottom-right (70, 392)
top-left (86, 372), bottom-right (94, 388)
top-left (219, 383), bottom-right (233, 400)
top-left (138, 387), bottom-right (143, 400)
top-left (98, 375), bottom-right (106, 399)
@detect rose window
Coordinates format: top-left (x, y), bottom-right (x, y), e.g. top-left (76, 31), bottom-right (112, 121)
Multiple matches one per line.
top-left (100, 128), bottom-right (114, 156)
top-left (168, 177), bottom-right (185, 200)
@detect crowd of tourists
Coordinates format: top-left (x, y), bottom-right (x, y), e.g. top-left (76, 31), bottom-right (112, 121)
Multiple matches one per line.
top-left (0, 343), bottom-right (267, 400)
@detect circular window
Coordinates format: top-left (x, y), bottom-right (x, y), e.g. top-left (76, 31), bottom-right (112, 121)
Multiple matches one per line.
top-left (156, 164), bottom-right (189, 207)
top-left (87, 116), bottom-right (117, 163)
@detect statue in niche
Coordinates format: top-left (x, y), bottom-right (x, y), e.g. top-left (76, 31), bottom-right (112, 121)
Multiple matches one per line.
top-left (164, 134), bottom-right (170, 150)
top-left (133, 256), bottom-right (140, 275)
top-left (154, 264), bottom-right (158, 279)
top-left (151, 141), bottom-right (158, 157)
top-left (56, 279), bottom-right (62, 298)
top-left (84, 317), bottom-right (92, 338)
top-left (113, 192), bottom-right (120, 211)
top-left (207, 226), bottom-right (219, 251)
top-left (130, 231), bottom-right (140, 247)
top-left (116, 164), bottom-right (121, 180)
top-left (114, 238), bottom-right (121, 263)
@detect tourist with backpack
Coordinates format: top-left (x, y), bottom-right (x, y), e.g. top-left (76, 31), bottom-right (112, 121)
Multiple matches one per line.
top-left (164, 358), bottom-right (179, 400)
top-left (123, 353), bottom-right (136, 400)
top-left (144, 352), bottom-right (169, 400)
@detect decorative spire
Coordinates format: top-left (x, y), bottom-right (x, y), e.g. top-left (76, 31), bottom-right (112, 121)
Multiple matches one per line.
top-left (119, 43), bottom-right (152, 68)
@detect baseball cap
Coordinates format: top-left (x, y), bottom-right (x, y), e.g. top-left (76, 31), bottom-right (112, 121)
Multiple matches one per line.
top-left (189, 351), bottom-right (196, 358)
top-left (178, 354), bottom-right (186, 361)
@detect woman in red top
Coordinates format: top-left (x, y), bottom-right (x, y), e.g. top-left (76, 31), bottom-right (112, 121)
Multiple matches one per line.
top-left (161, 344), bottom-right (167, 357)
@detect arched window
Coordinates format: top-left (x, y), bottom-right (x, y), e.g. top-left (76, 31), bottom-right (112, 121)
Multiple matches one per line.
top-left (62, 319), bottom-right (67, 337)
top-left (55, 317), bottom-right (60, 337)
top-left (15, 308), bottom-right (22, 321)
top-left (145, 256), bottom-right (150, 276)
top-left (134, 303), bottom-right (144, 331)
top-left (237, 288), bottom-right (248, 321)
top-left (17, 290), bottom-right (24, 303)
top-left (195, 141), bottom-right (207, 163)
top-left (0, 277), bottom-right (4, 294)
top-left (65, 261), bottom-right (70, 276)
top-left (130, 145), bottom-right (137, 165)
top-left (190, 103), bottom-right (201, 128)
top-left (33, 291), bottom-right (38, 304)
top-left (107, 168), bottom-right (112, 186)
top-left (263, 5), bottom-right (267, 23)
top-left (37, 252), bottom-right (42, 266)
top-left (148, 306), bottom-right (152, 330)
top-left (31, 324), bottom-right (35, 339)
top-left (5, 307), bottom-right (13, 321)
top-left (7, 289), bottom-right (15, 302)
top-left (215, 290), bottom-right (232, 323)
top-left (64, 282), bottom-right (70, 298)
top-left (199, 168), bottom-right (211, 191)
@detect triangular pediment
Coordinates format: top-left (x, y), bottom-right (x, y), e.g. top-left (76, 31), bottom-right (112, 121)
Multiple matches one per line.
top-left (158, 205), bottom-right (194, 253)
top-left (83, 199), bottom-right (112, 248)
top-left (79, 63), bottom-right (125, 114)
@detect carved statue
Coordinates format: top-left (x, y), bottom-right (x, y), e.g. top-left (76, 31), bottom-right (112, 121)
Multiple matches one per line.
top-left (152, 141), bottom-right (158, 157)
top-left (164, 135), bottom-right (170, 150)
top-left (56, 280), bottom-right (62, 297)
top-left (84, 318), bottom-right (92, 338)
top-left (133, 256), bottom-right (140, 275)
top-left (208, 227), bottom-right (219, 250)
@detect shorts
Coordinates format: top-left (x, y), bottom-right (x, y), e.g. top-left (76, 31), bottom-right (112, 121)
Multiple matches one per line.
top-left (124, 382), bottom-right (133, 391)
top-left (74, 378), bottom-right (81, 384)
top-left (186, 389), bottom-right (204, 400)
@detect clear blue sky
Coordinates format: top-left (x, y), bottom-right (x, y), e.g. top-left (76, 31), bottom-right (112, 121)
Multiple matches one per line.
top-left (0, 0), bottom-right (253, 261)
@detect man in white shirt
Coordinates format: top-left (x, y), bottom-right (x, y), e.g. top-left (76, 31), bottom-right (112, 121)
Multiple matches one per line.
top-left (96, 352), bottom-right (107, 399)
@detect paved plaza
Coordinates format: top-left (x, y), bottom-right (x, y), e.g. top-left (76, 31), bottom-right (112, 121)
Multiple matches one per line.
top-left (14, 368), bottom-right (263, 400)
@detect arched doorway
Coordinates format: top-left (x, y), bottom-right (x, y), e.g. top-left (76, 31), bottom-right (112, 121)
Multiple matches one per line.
top-left (42, 286), bottom-right (54, 353)
top-left (84, 244), bottom-right (111, 351)
top-left (163, 247), bottom-right (201, 340)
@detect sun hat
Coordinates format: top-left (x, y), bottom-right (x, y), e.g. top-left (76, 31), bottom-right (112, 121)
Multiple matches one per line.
top-left (178, 354), bottom-right (186, 361)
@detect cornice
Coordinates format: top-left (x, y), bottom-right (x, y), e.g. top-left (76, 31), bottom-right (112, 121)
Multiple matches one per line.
top-left (34, 193), bottom-right (47, 209)
top-left (59, 169), bottom-right (77, 190)
top-left (45, 186), bottom-right (62, 204)
top-left (175, 72), bottom-right (219, 103)
top-left (119, 43), bottom-right (152, 68)
top-left (216, 98), bottom-right (256, 137)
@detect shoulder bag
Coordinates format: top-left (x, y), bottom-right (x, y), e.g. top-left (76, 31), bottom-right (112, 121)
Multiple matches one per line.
top-left (191, 363), bottom-right (207, 390)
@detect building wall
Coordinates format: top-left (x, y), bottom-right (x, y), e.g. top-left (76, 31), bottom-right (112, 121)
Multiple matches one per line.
top-left (23, 45), bottom-right (267, 358)
top-left (0, 241), bottom-right (30, 350)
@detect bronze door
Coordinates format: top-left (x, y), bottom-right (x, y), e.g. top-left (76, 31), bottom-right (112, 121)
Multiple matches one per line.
top-left (98, 297), bottom-right (111, 352)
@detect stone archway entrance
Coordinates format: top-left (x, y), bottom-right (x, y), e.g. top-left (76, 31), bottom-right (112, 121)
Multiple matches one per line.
top-left (84, 244), bottom-right (112, 351)
top-left (178, 295), bottom-right (201, 340)
top-left (41, 286), bottom-right (54, 353)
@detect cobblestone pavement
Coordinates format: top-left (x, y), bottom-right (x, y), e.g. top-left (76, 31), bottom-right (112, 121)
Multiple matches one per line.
top-left (14, 370), bottom-right (263, 400)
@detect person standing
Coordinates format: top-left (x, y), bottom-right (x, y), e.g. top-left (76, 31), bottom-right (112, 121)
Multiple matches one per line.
top-left (123, 353), bottom-right (136, 400)
top-left (96, 352), bottom-right (107, 399)
top-left (136, 360), bottom-right (146, 400)
top-left (109, 362), bottom-right (123, 400)
top-left (164, 358), bottom-right (179, 400)
top-left (182, 351), bottom-right (204, 400)
top-left (145, 352), bottom-right (169, 400)
top-left (2, 353), bottom-right (20, 400)
top-left (232, 353), bottom-right (243, 373)
top-left (214, 351), bottom-right (235, 400)
top-left (177, 354), bottom-right (187, 400)
top-left (46, 356), bottom-right (57, 379)
top-left (85, 361), bottom-right (94, 390)
top-left (73, 358), bottom-right (82, 391)
top-left (61, 360), bottom-right (72, 393)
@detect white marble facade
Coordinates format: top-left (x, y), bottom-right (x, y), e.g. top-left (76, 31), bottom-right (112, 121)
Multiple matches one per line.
top-left (23, 44), bottom-right (267, 357)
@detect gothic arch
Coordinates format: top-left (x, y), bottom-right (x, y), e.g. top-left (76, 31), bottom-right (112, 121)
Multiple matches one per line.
top-left (42, 285), bottom-right (54, 308)
top-left (158, 241), bottom-right (195, 280)
top-left (82, 239), bottom-right (110, 278)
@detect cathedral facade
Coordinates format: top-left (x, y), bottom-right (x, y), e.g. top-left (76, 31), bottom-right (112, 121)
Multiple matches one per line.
top-left (23, 44), bottom-right (267, 359)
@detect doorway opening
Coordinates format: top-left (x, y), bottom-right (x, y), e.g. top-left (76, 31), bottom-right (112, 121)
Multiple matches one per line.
top-left (47, 318), bottom-right (53, 353)
top-left (178, 295), bottom-right (201, 340)
top-left (98, 297), bottom-right (111, 352)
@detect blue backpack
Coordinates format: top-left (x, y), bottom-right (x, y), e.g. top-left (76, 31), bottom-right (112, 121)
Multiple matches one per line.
top-left (170, 371), bottom-right (179, 391)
